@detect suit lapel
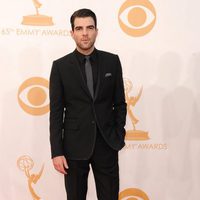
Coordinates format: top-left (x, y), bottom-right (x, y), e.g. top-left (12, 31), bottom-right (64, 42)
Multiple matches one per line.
top-left (94, 51), bottom-right (103, 101)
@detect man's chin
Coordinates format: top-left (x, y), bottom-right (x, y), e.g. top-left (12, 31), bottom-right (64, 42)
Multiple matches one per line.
top-left (79, 45), bottom-right (93, 51)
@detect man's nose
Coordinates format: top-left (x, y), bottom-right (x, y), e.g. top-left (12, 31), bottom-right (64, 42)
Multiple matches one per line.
top-left (82, 28), bottom-right (88, 35)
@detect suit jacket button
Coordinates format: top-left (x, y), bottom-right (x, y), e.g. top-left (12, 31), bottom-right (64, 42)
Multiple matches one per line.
top-left (91, 121), bottom-right (95, 124)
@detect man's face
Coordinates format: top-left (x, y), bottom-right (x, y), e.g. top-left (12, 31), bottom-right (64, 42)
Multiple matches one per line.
top-left (71, 17), bottom-right (98, 55)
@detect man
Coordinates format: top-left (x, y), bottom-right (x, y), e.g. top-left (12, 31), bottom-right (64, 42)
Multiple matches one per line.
top-left (49, 8), bottom-right (127, 200)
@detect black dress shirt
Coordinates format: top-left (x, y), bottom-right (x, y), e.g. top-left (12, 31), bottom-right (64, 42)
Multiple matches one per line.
top-left (75, 48), bottom-right (98, 94)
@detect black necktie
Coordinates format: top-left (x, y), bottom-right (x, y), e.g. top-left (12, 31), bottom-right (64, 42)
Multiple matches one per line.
top-left (85, 56), bottom-right (94, 98)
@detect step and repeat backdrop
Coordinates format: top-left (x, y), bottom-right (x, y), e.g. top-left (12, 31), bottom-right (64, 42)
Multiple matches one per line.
top-left (0, 0), bottom-right (200, 199)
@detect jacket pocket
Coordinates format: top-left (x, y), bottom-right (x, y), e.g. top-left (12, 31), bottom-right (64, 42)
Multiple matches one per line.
top-left (64, 119), bottom-right (79, 130)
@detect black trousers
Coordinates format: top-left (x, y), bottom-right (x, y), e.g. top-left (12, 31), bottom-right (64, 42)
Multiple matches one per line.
top-left (64, 131), bottom-right (119, 200)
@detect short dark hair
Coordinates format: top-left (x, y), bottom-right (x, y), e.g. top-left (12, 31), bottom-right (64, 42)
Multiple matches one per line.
top-left (70, 8), bottom-right (97, 31)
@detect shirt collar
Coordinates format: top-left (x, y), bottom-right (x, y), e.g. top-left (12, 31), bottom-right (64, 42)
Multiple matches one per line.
top-left (75, 48), bottom-right (97, 63)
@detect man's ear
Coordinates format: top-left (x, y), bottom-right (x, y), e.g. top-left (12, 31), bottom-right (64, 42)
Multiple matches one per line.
top-left (70, 30), bottom-right (74, 39)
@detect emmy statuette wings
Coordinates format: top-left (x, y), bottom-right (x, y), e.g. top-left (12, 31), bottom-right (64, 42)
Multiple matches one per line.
top-left (17, 155), bottom-right (44, 200)
top-left (32, 0), bottom-right (42, 15)
top-left (124, 79), bottom-right (149, 140)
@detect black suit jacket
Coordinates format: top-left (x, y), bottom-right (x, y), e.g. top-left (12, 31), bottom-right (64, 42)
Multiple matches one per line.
top-left (49, 49), bottom-right (127, 159)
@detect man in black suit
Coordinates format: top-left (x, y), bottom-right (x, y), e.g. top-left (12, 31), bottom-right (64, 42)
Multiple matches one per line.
top-left (49, 8), bottom-right (127, 200)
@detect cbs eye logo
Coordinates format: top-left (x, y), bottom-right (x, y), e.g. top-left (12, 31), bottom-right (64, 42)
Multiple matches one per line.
top-left (119, 188), bottom-right (149, 200)
top-left (118, 0), bottom-right (156, 37)
top-left (18, 77), bottom-right (49, 116)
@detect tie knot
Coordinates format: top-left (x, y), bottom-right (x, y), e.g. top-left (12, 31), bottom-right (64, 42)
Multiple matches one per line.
top-left (85, 55), bottom-right (90, 61)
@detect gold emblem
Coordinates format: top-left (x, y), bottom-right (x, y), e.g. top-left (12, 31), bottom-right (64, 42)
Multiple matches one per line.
top-left (119, 188), bottom-right (149, 200)
top-left (17, 155), bottom-right (44, 200)
top-left (22, 0), bottom-right (54, 26)
top-left (124, 78), bottom-right (149, 140)
top-left (118, 0), bottom-right (156, 37)
top-left (17, 77), bottom-right (49, 116)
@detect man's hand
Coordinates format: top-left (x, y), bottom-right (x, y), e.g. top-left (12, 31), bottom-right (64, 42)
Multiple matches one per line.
top-left (52, 156), bottom-right (68, 175)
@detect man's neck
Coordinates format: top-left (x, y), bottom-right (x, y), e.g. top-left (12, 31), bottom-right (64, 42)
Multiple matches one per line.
top-left (76, 46), bottom-right (95, 55)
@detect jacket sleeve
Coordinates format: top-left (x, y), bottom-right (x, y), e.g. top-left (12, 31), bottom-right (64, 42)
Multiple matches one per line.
top-left (113, 55), bottom-right (127, 139)
top-left (49, 61), bottom-right (65, 158)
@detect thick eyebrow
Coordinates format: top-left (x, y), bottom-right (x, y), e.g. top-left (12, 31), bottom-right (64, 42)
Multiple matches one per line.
top-left (74, 26), bottom-right (82, 30)
top-left (87, 25), bottom-right (95, 29)
top-left (74, 25), bottom-right (95, 30)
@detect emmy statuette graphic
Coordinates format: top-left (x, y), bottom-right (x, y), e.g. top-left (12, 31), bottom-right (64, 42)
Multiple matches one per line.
top-left (22, 0), bottom-right (53, 26)
top-left (124, 78), bottom-right (149, 140)
top-left (17, 155), bottom-right (44, 200)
